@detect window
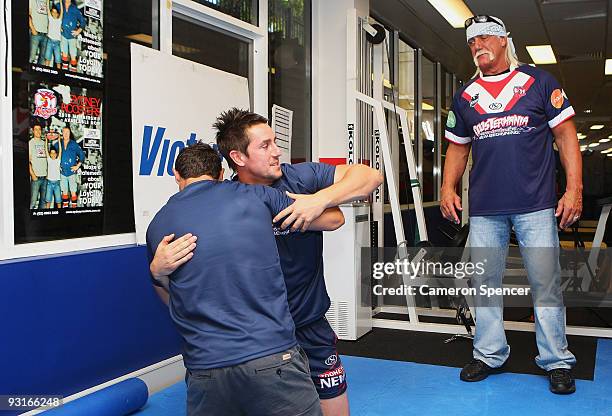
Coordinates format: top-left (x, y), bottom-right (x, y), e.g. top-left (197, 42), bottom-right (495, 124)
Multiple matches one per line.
top-left (420, 55), bottom-right (436, 203)
top-left (172, 15), bottom-right (250, 79)
top-left (441, 68), bottom-right (454, 173)
top-left (11, 0), bottom-right (153, 244)
top-left (268, 0), bottom-right (311, 162)
top-left (193, 0), bottom-right (258, 26)
top-left (397, 39), bottom-right (416, 204)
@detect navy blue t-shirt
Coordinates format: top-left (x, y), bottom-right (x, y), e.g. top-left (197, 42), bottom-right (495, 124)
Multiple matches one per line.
top-left (146, 180), bottom-right (297, 370)
top-left (445, 65), bottom-right (575, 216)
top-left (271, 163), bottom-right (336, 327)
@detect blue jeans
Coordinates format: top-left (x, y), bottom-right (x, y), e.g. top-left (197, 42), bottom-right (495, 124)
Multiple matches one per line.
top-left (45, 180), bottom-right (61, 205)
top-left (469, 208), bottom-right (576, 371)
top-left (45, 39), bottom-right (61, 65)
top-left (30, 177), bottom-right (47, 209)
top-left (29, 33), bottom-right (48, 64)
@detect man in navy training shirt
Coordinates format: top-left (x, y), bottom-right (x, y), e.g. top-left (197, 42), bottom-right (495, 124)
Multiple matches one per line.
top-left (150, 109), bottom-right (383, 416)
top-left (441, 15), bottom-right (582, 394)
top-left (147, 143), bottom-right (344, 416)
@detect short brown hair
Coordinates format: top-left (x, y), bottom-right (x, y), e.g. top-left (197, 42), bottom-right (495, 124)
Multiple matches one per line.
top-left (174, 142), bottom-right (222, 180)
top-left (213, 108), bottom-right (268, 170)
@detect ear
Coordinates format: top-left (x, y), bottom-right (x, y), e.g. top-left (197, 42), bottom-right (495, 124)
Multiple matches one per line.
top-left (218, 168), bottom-right (225, 181)
top-left (229, 150), bottom-right (246, 168)
top-left (173, 168), bottom-right (182, 186)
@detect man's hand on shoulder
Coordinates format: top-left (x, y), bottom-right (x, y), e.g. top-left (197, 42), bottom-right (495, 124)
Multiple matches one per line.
top-left (150, 233), bottom-right (197, 278)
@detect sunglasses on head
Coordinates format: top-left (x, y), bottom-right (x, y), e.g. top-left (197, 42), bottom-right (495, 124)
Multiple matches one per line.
top-left (464, 15), bottom-right (503, 29)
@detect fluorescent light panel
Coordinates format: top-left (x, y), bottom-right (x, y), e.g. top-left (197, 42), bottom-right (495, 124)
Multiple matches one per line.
top-left (588, 143), bottom-right (600, 147)
top-left (599, 138), bottom-right (611, 143)
top-left (526, 45), bottom-right (557, 64)
top-left (426, 0), bottom-right (473, 29)
top-left (601, 149), bottom-right (612, 154)
top-left (590, 125), bottom-right (605, 130)
top-left (606, 59), bottom-right (612, 76)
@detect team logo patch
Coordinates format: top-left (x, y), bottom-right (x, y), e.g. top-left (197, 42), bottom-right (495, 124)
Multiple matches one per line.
top-left (551, 89), bottom-right (564, 109)
top-left (489, 102), bottom-right (503, 111)
top-left (469, 93), bottom-right (479, 108)
top-left (33, 89), bottom-right (58, 119)
top-left (513, 86), bottom-right (526, 97)
top-left (446, 111), bottom-right (456, 128)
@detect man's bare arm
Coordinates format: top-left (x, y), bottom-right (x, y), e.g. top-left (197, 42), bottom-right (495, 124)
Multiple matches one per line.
top-left (440, 142), bottom-right (471, 224)
top-left (274, 164), bottom-right (382, 231)
top-left (553, 119), bottom-right (582, 229)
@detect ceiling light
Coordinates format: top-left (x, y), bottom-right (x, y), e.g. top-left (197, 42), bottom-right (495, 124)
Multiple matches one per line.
top-left (599, 138), bottom-right (611, 143)
top-left (577, 133), bottom-right (586, 140)
top-left (426, 0), bottom-right (473, 29)
top-left (588, 143), bottom-right (600, 148)
top-left (601, 149), bottom-right (612, 154)
top-left (590, 125), bottom-right (605, 130)
top-left (606, 59), bottom-right (612, 76)
top-left (526, 45), bottom-right (557, 64)
top-left (584, 109), bottom-right (592, 114)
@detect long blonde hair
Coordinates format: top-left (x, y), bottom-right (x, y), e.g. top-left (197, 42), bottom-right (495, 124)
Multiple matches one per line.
top-left (472, 36), bottom-right (522, 78)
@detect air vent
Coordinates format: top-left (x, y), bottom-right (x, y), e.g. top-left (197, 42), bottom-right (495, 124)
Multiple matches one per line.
top-left (326, 300), bottom-right (350, 338)
top-left (557, 52), bottom-right (604, 62)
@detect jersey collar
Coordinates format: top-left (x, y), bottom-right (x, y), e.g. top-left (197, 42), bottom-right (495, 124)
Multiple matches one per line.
top-left (478, 65), bottom-right (517, 82)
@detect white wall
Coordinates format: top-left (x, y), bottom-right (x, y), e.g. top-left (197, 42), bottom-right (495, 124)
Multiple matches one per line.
top-left (312, 0), bottom-right (369, 162)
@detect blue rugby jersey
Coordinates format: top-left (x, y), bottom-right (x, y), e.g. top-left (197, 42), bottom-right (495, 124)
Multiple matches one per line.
top-left (146, 180), bottom-right (297, 370)
top-left (445, 65), bottom-right (575, 216)
top-left (271, 163), bottom-right (336, 328)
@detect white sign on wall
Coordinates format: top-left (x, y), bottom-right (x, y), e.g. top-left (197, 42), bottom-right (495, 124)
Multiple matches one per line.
top-left (130, 43), bottom-right (250, 244)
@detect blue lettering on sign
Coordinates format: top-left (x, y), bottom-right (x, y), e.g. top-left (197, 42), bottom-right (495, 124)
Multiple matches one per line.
top-left (139, 125), bottom-right (199, 177)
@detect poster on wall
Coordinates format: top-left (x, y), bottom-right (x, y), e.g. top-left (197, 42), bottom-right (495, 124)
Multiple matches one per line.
top-left (28, 0), bottom-right (104, 84)
top-left (131, 43), bottom-right (250, 244)
top-left (27, 81), bottom-right (103, 216)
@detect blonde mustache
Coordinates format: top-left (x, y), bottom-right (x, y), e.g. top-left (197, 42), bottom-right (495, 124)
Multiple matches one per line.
top-left (474, 50), bottom-right (495, 66)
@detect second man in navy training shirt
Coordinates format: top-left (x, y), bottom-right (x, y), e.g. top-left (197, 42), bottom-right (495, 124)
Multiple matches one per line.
top-left (151, 109), bottom-right (383, 416)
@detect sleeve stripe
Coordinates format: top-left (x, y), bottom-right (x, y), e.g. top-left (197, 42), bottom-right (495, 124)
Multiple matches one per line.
top-left (445, 130), bottom-right (471, 145)
top-left (548, 106), bottom-right (575, 129)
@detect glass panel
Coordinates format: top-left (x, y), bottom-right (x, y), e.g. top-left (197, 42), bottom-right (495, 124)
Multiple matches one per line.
top-left (12, 0), bottom-right (152, 244)
top-left (441, 69), bottom-right (453, 173)
top-left (397, 39), bottom-right (416, 205)
top-left (193, 0), bottom-right (258, 26)
top-left (172, 15), bottom-right (250, 78)
top-left (421, 55), bottom-right (436, 202)
top-left (268, 0), bottom-right (311, 163)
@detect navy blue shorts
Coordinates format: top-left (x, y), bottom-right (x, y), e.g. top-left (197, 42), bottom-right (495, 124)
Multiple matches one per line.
top-left (296, 317), bottom-right (347, 400)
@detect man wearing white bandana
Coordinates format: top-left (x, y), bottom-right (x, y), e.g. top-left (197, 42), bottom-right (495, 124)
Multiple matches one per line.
top-left (441, 15), bottom-right (582, 394)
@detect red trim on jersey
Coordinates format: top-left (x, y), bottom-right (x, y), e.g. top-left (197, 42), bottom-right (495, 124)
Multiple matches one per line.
top-left (503, 76), bottom-right (535, 112)
top-left (475, 70), bottom-right (517, 98)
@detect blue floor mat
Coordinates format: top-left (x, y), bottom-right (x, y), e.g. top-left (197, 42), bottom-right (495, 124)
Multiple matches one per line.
top-left (135, 338), bottom-right (612, 416)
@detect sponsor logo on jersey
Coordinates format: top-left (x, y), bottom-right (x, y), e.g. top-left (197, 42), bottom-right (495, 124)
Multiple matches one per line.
top-left (551, 89), bottom-right (564, 109)
top-left (473, 114), bottom-right (531, 139)
top-left (513, 86), bottom-right (526, 97)
top-left (489, 102), bottom-right (503, 110)
top-left (469, 93), bottom-right (479, 108)
top-left (325, 354), bottom-right (338, 366)
top-left (319, 365), bottom-right (346, 390)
